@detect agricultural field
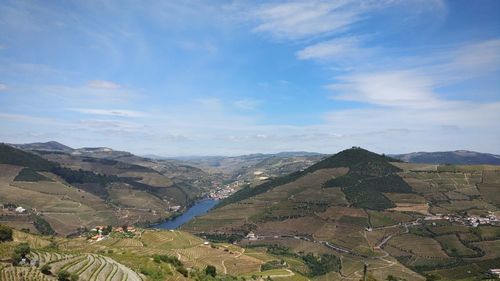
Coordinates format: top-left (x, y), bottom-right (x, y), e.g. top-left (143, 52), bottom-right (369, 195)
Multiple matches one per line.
top-left (0, 228), bottom-right (282, 281)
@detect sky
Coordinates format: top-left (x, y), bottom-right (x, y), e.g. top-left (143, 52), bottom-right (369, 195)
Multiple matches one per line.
top-left (1, 0), bottom-right (500, 156)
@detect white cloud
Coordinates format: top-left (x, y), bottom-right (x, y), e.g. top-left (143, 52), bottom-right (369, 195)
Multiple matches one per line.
top-left (0, 84), bottom-right (7, 91)
top-left (328, 70), bottom-right (441, 108)
top-left (296, 37), bottom-right (372, 62)
top-left (67, 108), bottom-right (149, 118)
top-left (87, 80), bottom-right (121, 90)
top-left (251, 1), bottom-right (367, 40)
top-left (326, 39), bottom-right (500, 109)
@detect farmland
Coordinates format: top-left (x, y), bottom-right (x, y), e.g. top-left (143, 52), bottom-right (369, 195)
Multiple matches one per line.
top-left (0, 227), bottom-right (280, 281)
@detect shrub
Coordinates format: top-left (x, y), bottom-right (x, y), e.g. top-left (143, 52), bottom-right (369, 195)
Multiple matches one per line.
top-left (0, 224), bottom-right (13, 242)
top-left (140, 266), bottom-right (165, 281)
top-left (176, 266), bottom-right (188, 277)
top-left (41, 264), bottom-right (52, 275)
top-left (57, 270), bottom-right (71, 281)
top-left (205, 265), bottom-right (217, 277)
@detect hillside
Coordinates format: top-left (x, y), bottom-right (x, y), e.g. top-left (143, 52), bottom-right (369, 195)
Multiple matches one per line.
top-left (0, 144), bottom-right (57, 171)
top-left (0, 144), bottom-right (217, 236)
top-left (9, 141), bottom-right (74, 153)
top-left (393, 150), bottom-right (500, 165)
top-left (183, 148), bottom-right (500, 280)
top-left (218, 147), bottom-right (404, 208)
top-left (169, 152), bottom-right (324, 184)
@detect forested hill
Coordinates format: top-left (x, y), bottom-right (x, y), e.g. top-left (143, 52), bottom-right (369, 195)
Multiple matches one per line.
top-left (218, 147), bottom-right (403, 208)
top-left (393, 150), bottom-right (500, 165)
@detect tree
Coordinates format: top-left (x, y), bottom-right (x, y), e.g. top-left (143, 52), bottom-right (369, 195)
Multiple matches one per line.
top-left (0, 224), bottom-right (13, 242)
top-left (57, 270), bottom-right (71, 281)
top-left (15, 242), bottom-right (31, 257)
top-left (12, 242), bottom-right (31, 264)
top-left (205, 265), bottom-right (216, 277)
top-left (41, 264), bottom-right (52, 275)
top-left (102, 225), bottom-right (112, 235)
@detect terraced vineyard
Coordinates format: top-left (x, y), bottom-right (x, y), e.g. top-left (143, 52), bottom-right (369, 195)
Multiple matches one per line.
top-left (0, 251), bottom-right (143, 281)
top-left (0, 264), bottom-right (55, 281)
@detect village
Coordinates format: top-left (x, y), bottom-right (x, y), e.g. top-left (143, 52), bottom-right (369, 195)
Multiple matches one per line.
top-left (207, 181), bottom-right (239, 200)
top-left (87, 225), bottom-right (139, 242)
top-left (424, 211), bottom-right (500, 227)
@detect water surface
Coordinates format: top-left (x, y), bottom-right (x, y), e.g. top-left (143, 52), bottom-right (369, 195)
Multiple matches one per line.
top-left (156, 199), bottom-right (218, 230)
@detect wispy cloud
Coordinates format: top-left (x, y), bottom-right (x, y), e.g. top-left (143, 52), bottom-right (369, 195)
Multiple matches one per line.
top-left (296, 37), bottom-right (372, 62)
top-left (0, 113), bottom-right (60, 125)
top-left (0, 84), bottom-right (7, 91)
top-left (250, 1), bottom-right (369, 40)
top-left (329, 70), bottom-right (440, 108)
top-left (327, 39), bottom-right (500, 109)
top-left (67, 108), bottom-right (149, 118)
top-left (87, 80), bottom-right (121, 90)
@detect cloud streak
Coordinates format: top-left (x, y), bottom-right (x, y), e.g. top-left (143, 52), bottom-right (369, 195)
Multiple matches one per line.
top-left (68, 108), bottom-right (149, 118)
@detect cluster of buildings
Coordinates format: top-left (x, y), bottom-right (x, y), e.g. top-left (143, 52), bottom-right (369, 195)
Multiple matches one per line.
top-left (1, 203), bottom-right (28, 214)
top-left (490, 269), bottom-right (500, 277)
top-left (88, 225), bottom-right (138, 241)
top-left (246, 231), bottom-right (258, 241)
top-left (424, 211), bottom-right (499, 227)
top-left (168, 205), bottom-right (181, 212)
top-left (207, 183), bottom-right (237, 200)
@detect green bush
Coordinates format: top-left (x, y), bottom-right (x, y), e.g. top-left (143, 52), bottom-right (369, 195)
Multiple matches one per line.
top-left (205, 265), bottom-right (217, 277)
top-left (41, 264), bottom-right (52, 275)
top-left (140, 266), bottom-right (165, 281)
top-left (57, 270), bottom-right (71, 281)
top-left (0, 224), bottom-right (13, 242)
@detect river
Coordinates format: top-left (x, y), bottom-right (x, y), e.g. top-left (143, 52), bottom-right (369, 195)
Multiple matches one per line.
top-left (156, 199), bottom-right (219, 230)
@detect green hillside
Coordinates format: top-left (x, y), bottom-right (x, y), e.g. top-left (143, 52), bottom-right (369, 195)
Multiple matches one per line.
top-left (219, 147), bottom-right (403, 209)
top-left (0, 143), bottom-right (56, 171)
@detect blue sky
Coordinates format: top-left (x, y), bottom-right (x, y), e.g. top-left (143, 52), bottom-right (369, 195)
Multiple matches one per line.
top-left (1, 0), bottom-right (499, 156)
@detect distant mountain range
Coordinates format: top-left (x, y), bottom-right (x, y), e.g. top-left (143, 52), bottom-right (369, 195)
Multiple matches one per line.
top-left (7, 141), bottom-right (500, 166)
top-left (392, 150), bottom-right (500, 165)
top-left (9, 141), bottom-right (133, 158)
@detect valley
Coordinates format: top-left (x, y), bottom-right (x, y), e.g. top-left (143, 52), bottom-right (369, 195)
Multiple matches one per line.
top-left (1, 143), bottom-right (500, 280)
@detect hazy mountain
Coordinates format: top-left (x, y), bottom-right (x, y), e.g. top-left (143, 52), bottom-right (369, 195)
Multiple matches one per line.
top-left (10, 141), bottom-right (74, 153)
top-left (393, 150), bottom-right (500, 165)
